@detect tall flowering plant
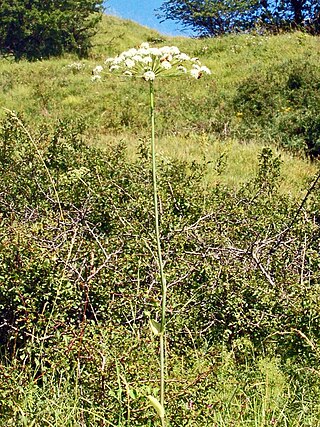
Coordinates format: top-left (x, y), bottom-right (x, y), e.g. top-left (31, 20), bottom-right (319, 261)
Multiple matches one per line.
top-left (93, 42), bottom-right (211, 426)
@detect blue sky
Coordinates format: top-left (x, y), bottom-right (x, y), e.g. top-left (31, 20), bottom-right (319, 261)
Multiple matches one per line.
top-left (104, 0), bottom-right (191, 36)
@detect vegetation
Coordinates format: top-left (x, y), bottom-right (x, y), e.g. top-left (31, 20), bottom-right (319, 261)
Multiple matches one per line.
top-left (157, 0), bottom-right (320, 36)
top-left (0, 0), bottom-right (103, 60)
top-left (0, 14), bottom-right (320, 426)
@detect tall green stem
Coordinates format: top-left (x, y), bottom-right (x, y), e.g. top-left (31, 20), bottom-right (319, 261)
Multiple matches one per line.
top-left (150, 81), bottom-right (167, 426)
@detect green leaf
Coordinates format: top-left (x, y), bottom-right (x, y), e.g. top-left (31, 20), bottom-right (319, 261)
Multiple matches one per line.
top-left (129, 388), bottom-right (138, 399)
top-left (149, 318), bottom-right (161, 335)
top-left (147, 395), bottom-right (165, 419)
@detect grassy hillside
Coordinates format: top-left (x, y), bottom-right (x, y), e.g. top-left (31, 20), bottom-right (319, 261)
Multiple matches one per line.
top-left (1, 15), bottom-right (320, 426)
top-left (0, 15), bottom-right (319, 194)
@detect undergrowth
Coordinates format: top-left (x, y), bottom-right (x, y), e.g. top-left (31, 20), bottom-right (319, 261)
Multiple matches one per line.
top-left (0, 114), bottom-right (320, 425)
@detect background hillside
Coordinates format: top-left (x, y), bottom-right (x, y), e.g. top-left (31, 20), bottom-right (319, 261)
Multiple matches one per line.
top-left (1, 15), bottom-right (320, 426)
top-left (0, 15), bottom-right (319, 191)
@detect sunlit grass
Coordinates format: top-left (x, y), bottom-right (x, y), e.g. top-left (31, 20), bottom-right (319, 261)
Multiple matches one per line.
top-left (0, 20), bottom-right (318, 198)
top-left (93, 131), bottom-right (317, 198)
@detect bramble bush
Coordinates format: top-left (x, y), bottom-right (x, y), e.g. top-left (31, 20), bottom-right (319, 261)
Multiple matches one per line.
top-left (0, 113), bottom-right (320, 355)
top-left (1, 114), bottom-right (320, 423)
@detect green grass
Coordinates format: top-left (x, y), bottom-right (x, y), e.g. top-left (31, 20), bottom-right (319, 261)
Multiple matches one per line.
top-left (2, 332), bottom-right (320, 426)
top-left (94, 132), bottom-right (317, 197)
top-left (0, 15), bottom-right (319, 194)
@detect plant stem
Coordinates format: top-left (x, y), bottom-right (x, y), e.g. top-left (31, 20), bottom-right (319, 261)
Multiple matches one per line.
top-left (150, 81), bottom-right (167, 425)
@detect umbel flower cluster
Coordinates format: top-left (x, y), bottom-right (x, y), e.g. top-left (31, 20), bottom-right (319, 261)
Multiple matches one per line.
top-left (92, 42), bottom-right (211, 81)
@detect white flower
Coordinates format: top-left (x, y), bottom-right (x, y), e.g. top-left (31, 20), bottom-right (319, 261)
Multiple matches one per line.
top-left (177, 65), bottom-right (187, 73)
top-left (141, 56), bottom-right (152, 64)
top-left (143, 70), bottom-right (156, 81)
top-left (200, 66), bottom-right (211, 75)
top-left (140, 42), bottom-right (150, 49)
top-left (149, 48), bottom-right (162, 56)
top-left (190, 64), bottom-right (211, 79)
top-left (91, 74), bottom-right (101, 81)
top-left (123, 48), bottom-right (138, 57)
top-left (161, 61), bottom-right (172, 70)
top-left (105, 57), bottom-right (114, 64)
top-left (93, 65), bottom-right (103, 75)
top-left (190, 68), bottom-right (201, 79)
top-left (123, 70), bottom-right (133, 77)
top-left (112, 56), bottom-right (124, 65)
top-left (110, 64), bottom-right (120, 72)
top-left (132, 55), bottom-right (143, 62)
top-left (160, 53), bottom-right (173, 62)
top-left (160, 46), bottom-right (180, 56)
top-left (125, 58), bottom-right (135, 68)
top-left (138, 48), bottom-right (150, 56)
top-left (169, 46), bottom-right (180, 55)
top-left (159, 46), bottom-right (171, 55)
top-left (177, 53), bottom-right (190, 61)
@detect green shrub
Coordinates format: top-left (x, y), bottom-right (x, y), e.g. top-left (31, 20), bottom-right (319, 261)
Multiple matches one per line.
top-left (232, 60), bottom-right (320, 156)
top-left (1, 116), bottom-right (320, 424)
top-left (1, 115), bottom-right (319, 358)
top-left (0, 0), bottom-right (103, 60)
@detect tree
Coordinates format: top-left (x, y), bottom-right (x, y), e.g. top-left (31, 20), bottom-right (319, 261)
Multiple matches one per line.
top-left (270, 0), bottom-right (320, 31)
top-left (157, 0), bottom-right (320, 36)
top-left (0, 0), bottom-right (104, 60)
top-left (157, 0), bottom-right (261, 36)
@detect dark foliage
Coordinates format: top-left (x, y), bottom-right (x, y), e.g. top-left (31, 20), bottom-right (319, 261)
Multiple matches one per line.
top-left (0, 113), bottom-right (320, 368)
top-left (157, 0), bottom-right (320, 36)
top-left (0, 0), bottom-right (103, 60)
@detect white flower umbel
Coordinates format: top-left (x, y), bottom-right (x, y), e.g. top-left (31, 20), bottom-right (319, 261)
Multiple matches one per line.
top-left (92, 65), bottom-right (103, 75)
top-left (91, 65), bottom-right (103, 81)
top-left (143, 70), bottom-right (156, 81)
top-left (140, 42), bottom-right (150, 49)
top-left (200, 65), bottom-right (211, 75)
top-left (91, 43), bottom-right (210, 427)
top-left (190, 68), bottom-right (201, 79)
top-left (190, 64), bottom-right (212, 79)
top-left (94, 41), bottom-right (211, 81)
top-left (160, 61), bottom-right (172, 70)
top-left (124, 58), bottom-right (135, 69)
top-left (91, 74), bottom-right (101, 81)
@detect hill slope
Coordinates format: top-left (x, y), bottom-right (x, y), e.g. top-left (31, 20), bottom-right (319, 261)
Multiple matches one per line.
top-left (0, 15), bottom-right (319, 192)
